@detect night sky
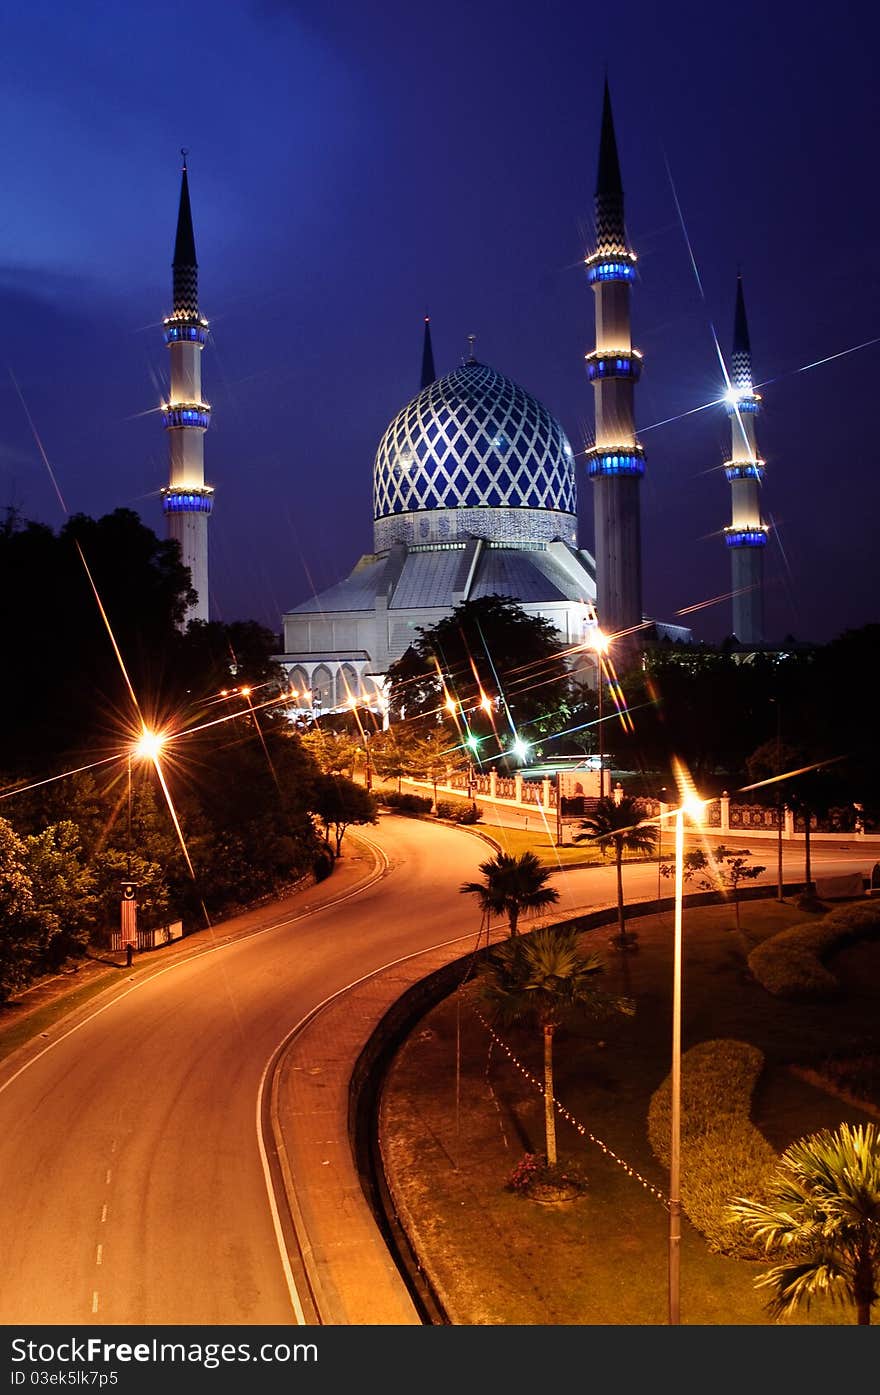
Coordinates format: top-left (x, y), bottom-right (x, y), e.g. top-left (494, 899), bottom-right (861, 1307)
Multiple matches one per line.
top-left (1, 0), bottom-right (877, 646)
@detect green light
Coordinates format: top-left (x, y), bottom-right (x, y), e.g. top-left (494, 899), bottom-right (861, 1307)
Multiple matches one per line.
top-left (466, 733), bottom-right (480, 752)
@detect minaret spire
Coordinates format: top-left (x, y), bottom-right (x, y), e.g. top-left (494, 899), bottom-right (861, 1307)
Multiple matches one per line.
top-left (172, 150), bottom-right (198, 317)
top-left (584, 80), bottom-right (644, 645)
top-left (723, 273), bottom-right (766, 644)
top-left (420, 315), bottom-right (436, 389)
top-left (731, 273), bottom-right (752, 385)
top-left (160, 154), bottom-right (213, 625)
top-left (594, 78), bottom-right (627, 254)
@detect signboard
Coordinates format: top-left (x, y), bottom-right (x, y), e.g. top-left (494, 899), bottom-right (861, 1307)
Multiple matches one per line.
top-left (120, 882), bottom-right (138, 948)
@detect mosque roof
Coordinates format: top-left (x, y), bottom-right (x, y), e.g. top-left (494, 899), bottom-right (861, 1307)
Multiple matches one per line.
top-left (373, 359), bottom-right (576, 532)
top-left (287, 540), bottom-right (594, 618)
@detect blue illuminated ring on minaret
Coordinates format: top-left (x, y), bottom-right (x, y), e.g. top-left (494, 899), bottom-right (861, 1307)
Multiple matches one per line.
top-left (586, 445), bottom-right (645, 478)
top-left (163, 402), bottom-right (211, 430)
top-left (585, 248), bottom-right (637, 284)
top-left (725, 390), bottom-right (760, 416)
top-left (724, 526), bottom-right (767, 548)
top-left (162, 486), bottom-right (214, 514)
top-left (163, 310), bottom-right (209, 347)
top-left (585, 350), bottom-right (642, 382)
top-left (724, 461), bottom-right (764, 482)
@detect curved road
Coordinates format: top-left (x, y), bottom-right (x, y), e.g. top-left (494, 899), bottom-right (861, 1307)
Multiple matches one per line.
top-left (0, 818), bottom-right (487, 1325)
top-left (0, 812), bottom-right (872, 1325)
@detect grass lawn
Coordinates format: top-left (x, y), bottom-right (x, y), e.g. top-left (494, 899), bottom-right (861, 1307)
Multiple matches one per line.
top-left (477, 822), bottom-right (607, 866)
top-left (381, 896), bottom-right (880, 1325)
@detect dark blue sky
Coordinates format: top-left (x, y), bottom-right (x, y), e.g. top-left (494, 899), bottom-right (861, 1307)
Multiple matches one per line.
top-left (1, 0), bottom-right (876, 645)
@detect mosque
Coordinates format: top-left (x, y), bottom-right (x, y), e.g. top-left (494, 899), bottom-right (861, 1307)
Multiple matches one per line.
top-left (160, 84), bottom-right (772, 712)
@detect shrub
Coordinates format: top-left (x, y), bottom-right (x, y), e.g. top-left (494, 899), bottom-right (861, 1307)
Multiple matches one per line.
top-left (505, 1151), bottom-right (588, 1197)
top-left (748, 899), bottom-right (880, 999)
top-left (648, 1039), bottom-right (778, 1256)
top-left (435, 799), bottom-right (483, 824)
top-left (377, 791), bottom-right (433, 815)
top-left (312, 844), bottom-right (335, 882)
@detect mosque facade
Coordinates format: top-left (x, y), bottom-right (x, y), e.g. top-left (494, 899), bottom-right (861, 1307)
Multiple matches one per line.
top-left (275, 86), bottom-right (691, 713)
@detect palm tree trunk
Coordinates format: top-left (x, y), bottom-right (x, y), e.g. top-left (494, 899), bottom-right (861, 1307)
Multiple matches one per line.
top-left (543, 1023), bottom-right (557, 1166)
top-left (855, 1243), bottom-right (873, 1324)
top-left (804, 812), bottom-right (812, 896)
top-left (615, 841), bottom-right (626, 946)
top-left (509, 905), bottom-right (519, 937)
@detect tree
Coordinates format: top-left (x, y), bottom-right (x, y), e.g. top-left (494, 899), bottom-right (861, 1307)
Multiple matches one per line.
top-left (369, 724), bottom-right (423, 792)
top-left (0, 817), bottom-right (36, 1001)
top-left (23, 820), bottom-right (97, 967)
top-left (477, 927), bottom-right (633, 1165)
top-left (660, 844), bottom-right (766, 937)
top-left (747, 742), bottom-right (837, 907)
top-left (461, 850), bottom-right (559, 939)
top-left (173, 619), bottom-right (286, 700)
top-left (310, 775), bottom-right (378, 856)
top-left (91, 848), bottom-right (171, 942)
top-left (300, 728), bottom-right (361, 777)
top-left (574, 797), bottom-right (657, 950)
top-left (385, 595), bottom-right (580, 749)
top-left (0, 508), bottom-right (194, 772)
top-left (728, 1122), bottom-right (880, 1325)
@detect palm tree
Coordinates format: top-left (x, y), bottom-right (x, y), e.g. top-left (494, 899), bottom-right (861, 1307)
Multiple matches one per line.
top-left (460, 850), bottom-right (559, 939)
top-left (728, 1122), bottom-right (880, 1325)
top-left (478, 927), bottom-right (634, 1165)
top-left (574, 796), bottom-right (657, 950)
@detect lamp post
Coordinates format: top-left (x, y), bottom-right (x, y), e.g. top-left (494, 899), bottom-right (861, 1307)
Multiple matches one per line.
top-left (590, 628), bottom-right (609, 800)
top-left (772, 697), bottom-right (784, 901)
top-left (669, 791), bottom-right (704, 1325)
top-left (121, 726), bottom-right (166, 963)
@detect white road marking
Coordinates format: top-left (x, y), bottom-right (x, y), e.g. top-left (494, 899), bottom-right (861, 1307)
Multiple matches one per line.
top-left (105, 1170), bottom-right (111, 1185)
top-left (91, 1292), bottom-right (99, 1313)
top-left (100, 1205), bottom-right (107, 1223)
top-left (96, 1244), bottom-right (103, 1266)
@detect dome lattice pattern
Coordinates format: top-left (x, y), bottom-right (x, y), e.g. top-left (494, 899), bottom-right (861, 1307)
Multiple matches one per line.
top-left (373, 361), bottom-right (576, 523)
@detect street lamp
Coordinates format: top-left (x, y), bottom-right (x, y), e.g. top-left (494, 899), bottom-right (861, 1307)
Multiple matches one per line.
top-left (589, 628), bottom-right (609, 800)
top-left (123, 727), bottom-right (166, 963)
top-left (669, 790), bottom-right (704, 1326)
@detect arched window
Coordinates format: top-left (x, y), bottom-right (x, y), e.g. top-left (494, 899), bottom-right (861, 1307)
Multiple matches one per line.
top-left (311, 666), bottom-right (334, 708)
top-left (338, 665), bottom-right (358, 706)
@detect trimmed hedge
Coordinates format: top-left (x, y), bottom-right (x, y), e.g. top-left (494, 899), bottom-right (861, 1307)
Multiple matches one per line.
top-left (434, 800), bottom-right (483, 825)
top-left (377, 791), bottom-right (433, 815)
top-left (647, 1039), bottom-right (778, 1256)
top-left (748, 899), bottom-right (880, 999)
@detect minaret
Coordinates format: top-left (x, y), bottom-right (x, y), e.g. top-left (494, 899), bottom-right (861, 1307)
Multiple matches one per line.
top-left (584, 80), bottom-right (644, 643)
top-left (421, 315), bottom-right (436, 388)
top-left (723, 274), bottom-right (767, 644)
top-left (161, 153), bottom-right (213, 624)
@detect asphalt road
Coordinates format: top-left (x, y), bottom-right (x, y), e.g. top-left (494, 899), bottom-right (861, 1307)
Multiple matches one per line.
top-left (0, 818), bottom-right (487, 1325)
top-left (0, 811), bottom-right (873, 1326)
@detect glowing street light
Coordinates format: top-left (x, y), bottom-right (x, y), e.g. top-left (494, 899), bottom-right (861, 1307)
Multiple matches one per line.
top-left (669, 789), bottom-right (705, 1326)
top-left (512, 737), bottom-right (530, 763)
top-left (479, 692), bottom-right (493, 715)
top-left (123, 726), bottom-right (167, 965)
top-left (133, 726), bottom-right (166, 763)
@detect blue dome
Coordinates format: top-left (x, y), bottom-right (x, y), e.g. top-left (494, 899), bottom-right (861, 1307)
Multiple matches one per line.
top-left (373, 360), bottom-right (577, 550)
